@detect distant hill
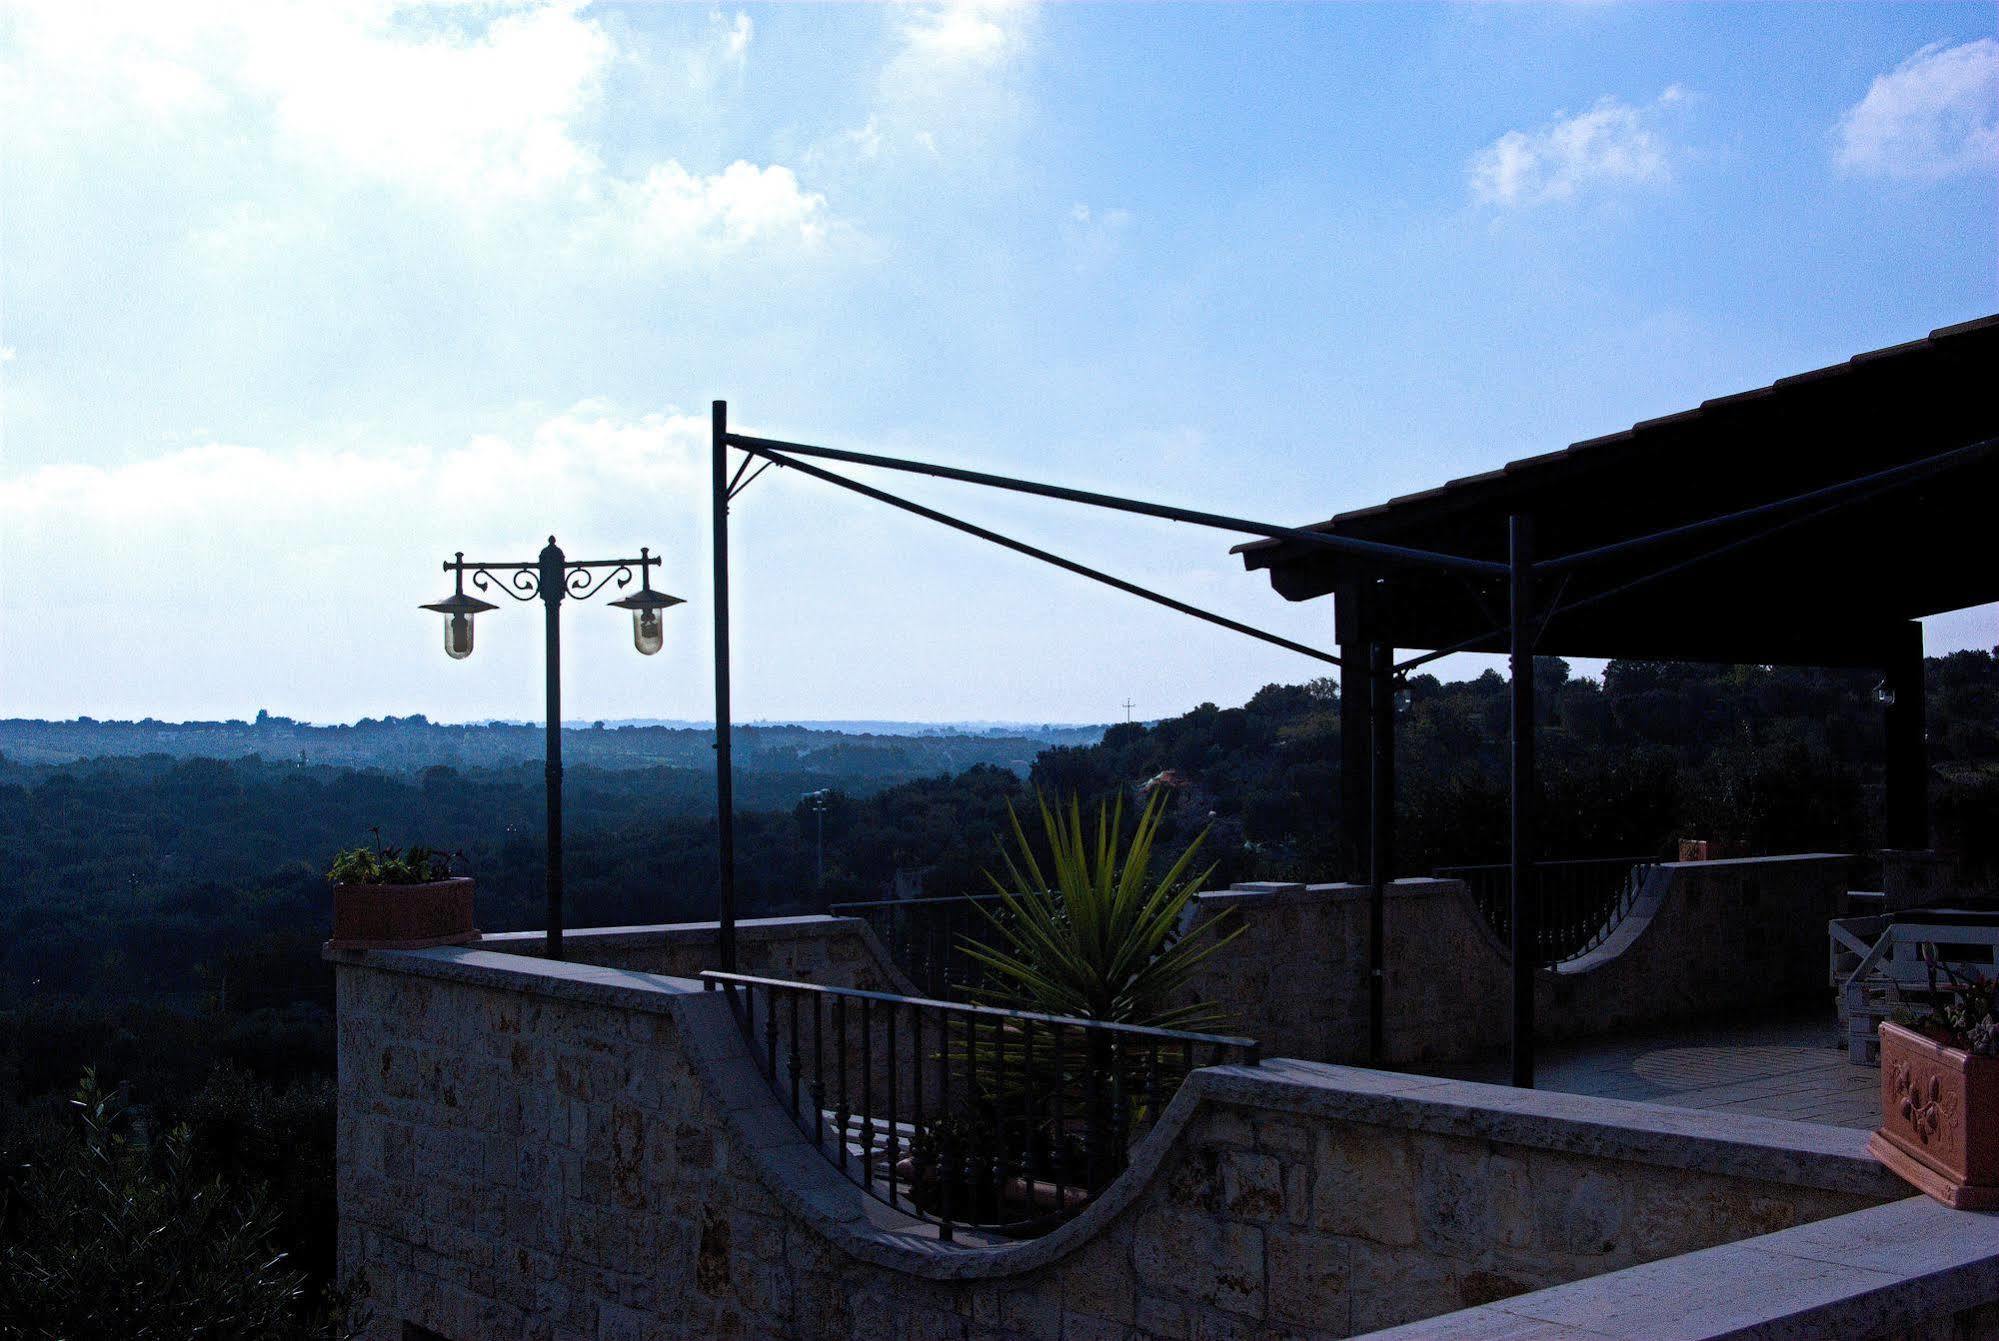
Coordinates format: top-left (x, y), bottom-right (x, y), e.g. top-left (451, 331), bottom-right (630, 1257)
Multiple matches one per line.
top-left (0, 713), bottom-right (1104, 777)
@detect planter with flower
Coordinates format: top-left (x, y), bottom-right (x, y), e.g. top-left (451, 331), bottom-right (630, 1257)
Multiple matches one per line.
top-left (1868, 954), bottom-right (1999, 1209)
top-left (326, 839), bottom-right (478, 951)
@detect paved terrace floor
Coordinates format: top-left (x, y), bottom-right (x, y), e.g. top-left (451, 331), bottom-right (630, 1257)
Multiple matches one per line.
top-left (1426, 1011), bottom-right (1881, 1130)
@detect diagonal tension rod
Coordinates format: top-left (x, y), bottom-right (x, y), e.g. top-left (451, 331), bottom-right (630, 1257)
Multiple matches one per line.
top-left (749, 445), bottom-right (1342, 667)
top-left (726, 432), bottom-right (1506, 579)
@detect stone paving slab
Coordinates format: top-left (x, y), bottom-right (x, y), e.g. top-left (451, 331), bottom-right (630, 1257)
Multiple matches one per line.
top-left (1432, 1012), bottom-right (1882, 1131)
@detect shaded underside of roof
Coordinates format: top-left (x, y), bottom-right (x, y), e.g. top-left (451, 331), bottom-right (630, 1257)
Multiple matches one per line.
top-left (1237, 314), bottom-right (1999, 668)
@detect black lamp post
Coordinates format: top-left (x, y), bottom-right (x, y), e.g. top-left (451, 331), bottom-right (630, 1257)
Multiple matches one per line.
top-left (423, 538), bottom-right (683, 959)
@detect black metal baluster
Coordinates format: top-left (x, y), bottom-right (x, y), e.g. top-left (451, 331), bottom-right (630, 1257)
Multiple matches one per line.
top-left (1086, 1026), bottom-right (1104, 1190)
top-left (835, 995), bottom-right (850, 1172)
top-left (989, 1012), bottom-right (1006, 1217)
top-left (1143, 1040), bottom-right (1160, 1129)
top-left (937, 1005), bottom-right (953, 1241)
top-left (763, 985), bottom-right (780, 1083)
top-left (811, 992), bottom-right (825, 1148)
top-left (885, 1001), bottom-right (900, 1210)
top-left (1022, 1017), bottom-right (1038, 1193)
top-left (787, 991), bottom-right (801, 1121)
top-left (1063, 1031), bottom-right (1079, 1207)
top-left (912, 1005), bottom-right (925, 1157)
top-left (1110, 1037), bottom-right (1128, 1176)
top-left (860, 997), bottom-right (874, 1192)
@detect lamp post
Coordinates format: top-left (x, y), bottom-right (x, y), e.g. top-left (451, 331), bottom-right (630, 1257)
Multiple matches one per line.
top-left (803, 789), bottom-right (830, 889)
top-left (423, 538), bottom-right (683, 960)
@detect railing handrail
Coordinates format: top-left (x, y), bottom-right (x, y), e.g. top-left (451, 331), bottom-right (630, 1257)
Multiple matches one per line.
top-left (699, 970), bottom-right (1261, 1056)
top-left (827, 892), bottom-right (1012, 914)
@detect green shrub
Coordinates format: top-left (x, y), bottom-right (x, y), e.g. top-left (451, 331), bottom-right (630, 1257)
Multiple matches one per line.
top-left (0, 1070), bottom-right (360, 1339)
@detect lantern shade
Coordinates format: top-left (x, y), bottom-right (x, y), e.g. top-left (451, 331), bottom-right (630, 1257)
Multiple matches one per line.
top-left (609, 587), bottom-right (684, 656)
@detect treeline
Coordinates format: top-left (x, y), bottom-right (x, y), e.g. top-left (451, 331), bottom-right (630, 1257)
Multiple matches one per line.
top-left (0, 711), bottom-right (1094, 775)
top-left (1030, 652), bottom-right (1999, 884)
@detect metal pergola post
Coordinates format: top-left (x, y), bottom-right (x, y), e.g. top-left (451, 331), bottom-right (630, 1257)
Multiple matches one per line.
top-left (1367, 613), bottom-right (1395, 1066)
top-left (1338, 582), bottom-right (1371, 882)
top-left (713, 400), bottom-right (738, 973)
top-left (1508, 514), bottom-right (1539, 1088)
top-left (1884, 619), bottom-right (1929, 851)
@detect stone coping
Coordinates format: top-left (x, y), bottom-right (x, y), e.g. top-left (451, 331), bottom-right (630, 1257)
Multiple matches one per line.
top-left (1357, 1194), bottom-right (1999, 1339)
top-left (1199, 1059), bottom-right (1904, 1200)
top-left (332, 943), bottom-right (1908, 1283)
top-left (1194, 877), bottom-right (1464, 908)
top-left (473, 914), bottom-right (870, 953)
top-left (324, 942), bottom-right (711, 1015)
top-left (1656, 852), bottom-right (1849, 871)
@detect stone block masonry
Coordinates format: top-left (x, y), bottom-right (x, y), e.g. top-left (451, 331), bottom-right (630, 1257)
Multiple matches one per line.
top-left (1178, 856), bottom-right (1852, 1068)
top-left (333, 936), bottom-right (1940, 1341)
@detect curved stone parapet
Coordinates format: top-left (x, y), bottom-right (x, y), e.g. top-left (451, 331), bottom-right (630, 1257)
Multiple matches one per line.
top-left (1537, 854), bottom-right (1850, 1040)
top-left (331, 939), bottom-right (1903, 1340)
top-left (1174, 857), bottom-right (1851, 1066)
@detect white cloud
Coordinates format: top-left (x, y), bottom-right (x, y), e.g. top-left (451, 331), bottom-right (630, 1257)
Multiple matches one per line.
top-left (590, 161), bottom-right (826, 253)
top-left (0, 404), bottom-right (715, 719)
top-left (0, 405), bottom-right (706, 539)
top-left (901, 3), bottom-right (1015, 68)
top-left (1835, 39), bottom-right (1998, 182)
top-left (1, 0), bottom-right (826, 254)
top-left (721, 11), bottom-right (754, 65)
top-left (813, 2), bottom-right (1034, 171)
top-left (1469, 87), bottom-right (1685, 208)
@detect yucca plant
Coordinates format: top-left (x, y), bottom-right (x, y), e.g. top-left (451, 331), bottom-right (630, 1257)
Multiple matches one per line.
top-left (965, 787), bottom-right (1239, 1031)
top-left (900, 791), bottom-right (1245, 1226)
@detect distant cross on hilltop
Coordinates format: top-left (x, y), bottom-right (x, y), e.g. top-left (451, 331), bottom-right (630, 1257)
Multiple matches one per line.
top-left (1122, 698), bottom-right (1135, 722)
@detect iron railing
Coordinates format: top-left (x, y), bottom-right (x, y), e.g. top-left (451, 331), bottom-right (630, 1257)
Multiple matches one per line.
top-left (828, 893), bottom-right (1014, 999)
top-left (700, 971), bottom-right (1259, 1240)
top-left (1434, 855), bottom-right (1658, 966)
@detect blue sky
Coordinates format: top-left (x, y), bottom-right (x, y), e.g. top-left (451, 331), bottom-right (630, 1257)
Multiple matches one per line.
top-left (2, 2), bottom-right (1994, 725)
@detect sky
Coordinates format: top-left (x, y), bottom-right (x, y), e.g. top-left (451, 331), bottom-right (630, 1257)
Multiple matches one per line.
top-left (2, 2), bottom-right (1995, 727)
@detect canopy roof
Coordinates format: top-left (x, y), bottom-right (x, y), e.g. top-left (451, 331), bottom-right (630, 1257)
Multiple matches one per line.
top-left (1236, 315), bottom-right (1999, 668)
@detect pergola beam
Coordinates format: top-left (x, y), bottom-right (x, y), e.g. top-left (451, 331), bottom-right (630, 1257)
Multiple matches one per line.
top-left (729, 433), bottom-right (1507, 579)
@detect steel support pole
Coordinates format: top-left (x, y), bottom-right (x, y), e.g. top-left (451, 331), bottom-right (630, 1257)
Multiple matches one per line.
top-left (539, 537), bottom-right (567, 961)
top-left (1508, 515), bottom-right (1537, 1089)
top-left (713, 401), bottom-right (738, 972)
top-left (1368, 626), bottom-right (1394, 1066)
top-left (1884, 620), bottom-right (1929, 851)
top-left (1338, 583), bottom-right (1370, 882)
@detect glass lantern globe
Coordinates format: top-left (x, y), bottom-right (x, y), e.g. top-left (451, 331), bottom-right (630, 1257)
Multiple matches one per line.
top-left (421, 585), bottom-right (499, 661)
top-left (445, 613), bottom-right (476, 659)
top-left (610, 581), bottom-right (684, 657)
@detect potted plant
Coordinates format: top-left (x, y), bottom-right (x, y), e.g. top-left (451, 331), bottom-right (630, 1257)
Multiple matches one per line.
top-left (1868, 954), bottom-right (1999, 1209)
top-left (325, 836), bottom-right (478, 950)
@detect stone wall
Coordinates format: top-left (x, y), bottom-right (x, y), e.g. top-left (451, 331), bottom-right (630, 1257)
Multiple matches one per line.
top-left (1539, 854), bottom-right (1849, 1039)
top-left (333, 943), bottom-right (1909, 1341)
top-left (479, 914), bottom-right (911, 991)
top-left (1179, 880), bottom-right (1509, 1066)
top-left (1178, 855), bottom-right (1850, 1068)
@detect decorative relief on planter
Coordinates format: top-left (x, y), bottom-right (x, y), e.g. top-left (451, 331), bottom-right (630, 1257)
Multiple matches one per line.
top-left (1868, 1021), bottom-right (1999, 1211)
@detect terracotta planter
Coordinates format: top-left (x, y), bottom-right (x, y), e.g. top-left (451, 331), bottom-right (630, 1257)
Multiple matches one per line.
top-left (328, 876), bottom-right (479, 950)
top-left (1867, 1020), bottom-right (1999, 1210)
